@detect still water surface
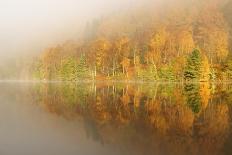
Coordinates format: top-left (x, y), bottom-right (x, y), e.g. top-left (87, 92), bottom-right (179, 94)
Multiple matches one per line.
top-left (0, 82), bottom-right (232, 155)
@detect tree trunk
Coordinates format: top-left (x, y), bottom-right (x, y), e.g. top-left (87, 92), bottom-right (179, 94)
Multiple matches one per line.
top-left (94, 66), bottom-right (97, 78)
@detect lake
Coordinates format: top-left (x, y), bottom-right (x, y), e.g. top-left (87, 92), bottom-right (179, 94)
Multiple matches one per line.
top-left (0, 81), bottom-right (231, 155)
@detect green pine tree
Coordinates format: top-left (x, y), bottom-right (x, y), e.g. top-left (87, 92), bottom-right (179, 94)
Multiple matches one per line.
top-left (184, 49), bottom-right (202, 81)
top-left (184, 83), bottom-right (201, 113)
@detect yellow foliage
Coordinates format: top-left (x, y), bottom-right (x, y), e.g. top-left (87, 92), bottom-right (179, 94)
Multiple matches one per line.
top-left (200, 55), bottom-right (210, 82)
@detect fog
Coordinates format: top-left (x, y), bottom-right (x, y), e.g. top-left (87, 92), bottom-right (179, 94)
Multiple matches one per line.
top-left (0, 0), bottom-right (230, 61)
top-left (0, 0), bottom-right (142, 59)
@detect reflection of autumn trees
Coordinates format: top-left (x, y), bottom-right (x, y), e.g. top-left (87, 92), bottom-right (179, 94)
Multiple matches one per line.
top-left (184, 83), bottom-right (211, 114)
top-left (34, 83), bottom-right (231, 155)
top-left (195, 103), bottom-right (229, 155)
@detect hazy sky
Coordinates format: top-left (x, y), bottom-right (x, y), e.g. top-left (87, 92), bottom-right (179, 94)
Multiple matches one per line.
top-left (0, 0), bottom-right (136, 58)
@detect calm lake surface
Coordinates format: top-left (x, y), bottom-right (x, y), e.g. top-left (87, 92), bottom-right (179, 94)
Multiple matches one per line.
top-left (0, 81), bottom-right (232, 155)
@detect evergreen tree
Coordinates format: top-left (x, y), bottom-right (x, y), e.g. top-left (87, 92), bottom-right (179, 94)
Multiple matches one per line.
top-left (184, 49), bottom-right (202, 81)
top-left (184, 84), bottom-right (201, 113)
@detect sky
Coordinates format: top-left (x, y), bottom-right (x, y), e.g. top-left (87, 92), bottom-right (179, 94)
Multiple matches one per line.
top-left (0, 0), bottom-right (137, 59)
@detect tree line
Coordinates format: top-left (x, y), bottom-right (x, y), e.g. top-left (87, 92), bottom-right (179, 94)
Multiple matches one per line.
top-left (32, 0), bottom-right (232, 82)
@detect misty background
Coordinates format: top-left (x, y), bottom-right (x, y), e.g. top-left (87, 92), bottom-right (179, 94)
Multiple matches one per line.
top-left (0, 0), bottom-right (231, 79)
top-left (0, 0), bottom-right (231, 58)
top-left (0, 0), bottom-right (140, 78)
top-left (0, 0), bottom-right (137, 59)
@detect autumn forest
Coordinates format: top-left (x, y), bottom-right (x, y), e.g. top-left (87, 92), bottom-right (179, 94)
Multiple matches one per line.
top-left (1, 1), bottom-right (232, 155)
top-left (27, 0), bottom-right (232, 82)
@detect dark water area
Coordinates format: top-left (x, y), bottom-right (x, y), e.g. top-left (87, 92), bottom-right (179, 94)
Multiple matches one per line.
top-left (0, 81), bottom-right (232, 155)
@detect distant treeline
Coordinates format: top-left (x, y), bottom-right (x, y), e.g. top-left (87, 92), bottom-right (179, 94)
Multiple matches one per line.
top-left (32, 0), bottom-right (232, 82)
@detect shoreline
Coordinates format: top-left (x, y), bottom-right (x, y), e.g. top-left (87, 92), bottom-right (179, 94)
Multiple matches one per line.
top-left (0, 79), bottom-right (232, 84)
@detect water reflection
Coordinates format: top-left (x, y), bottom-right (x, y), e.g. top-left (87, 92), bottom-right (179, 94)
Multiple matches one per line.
top-left (28, 82), bottom-right (232, 155)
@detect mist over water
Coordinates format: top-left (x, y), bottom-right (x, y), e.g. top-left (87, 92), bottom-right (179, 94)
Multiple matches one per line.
top-left (0, 1), bottom-right (232, 154)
